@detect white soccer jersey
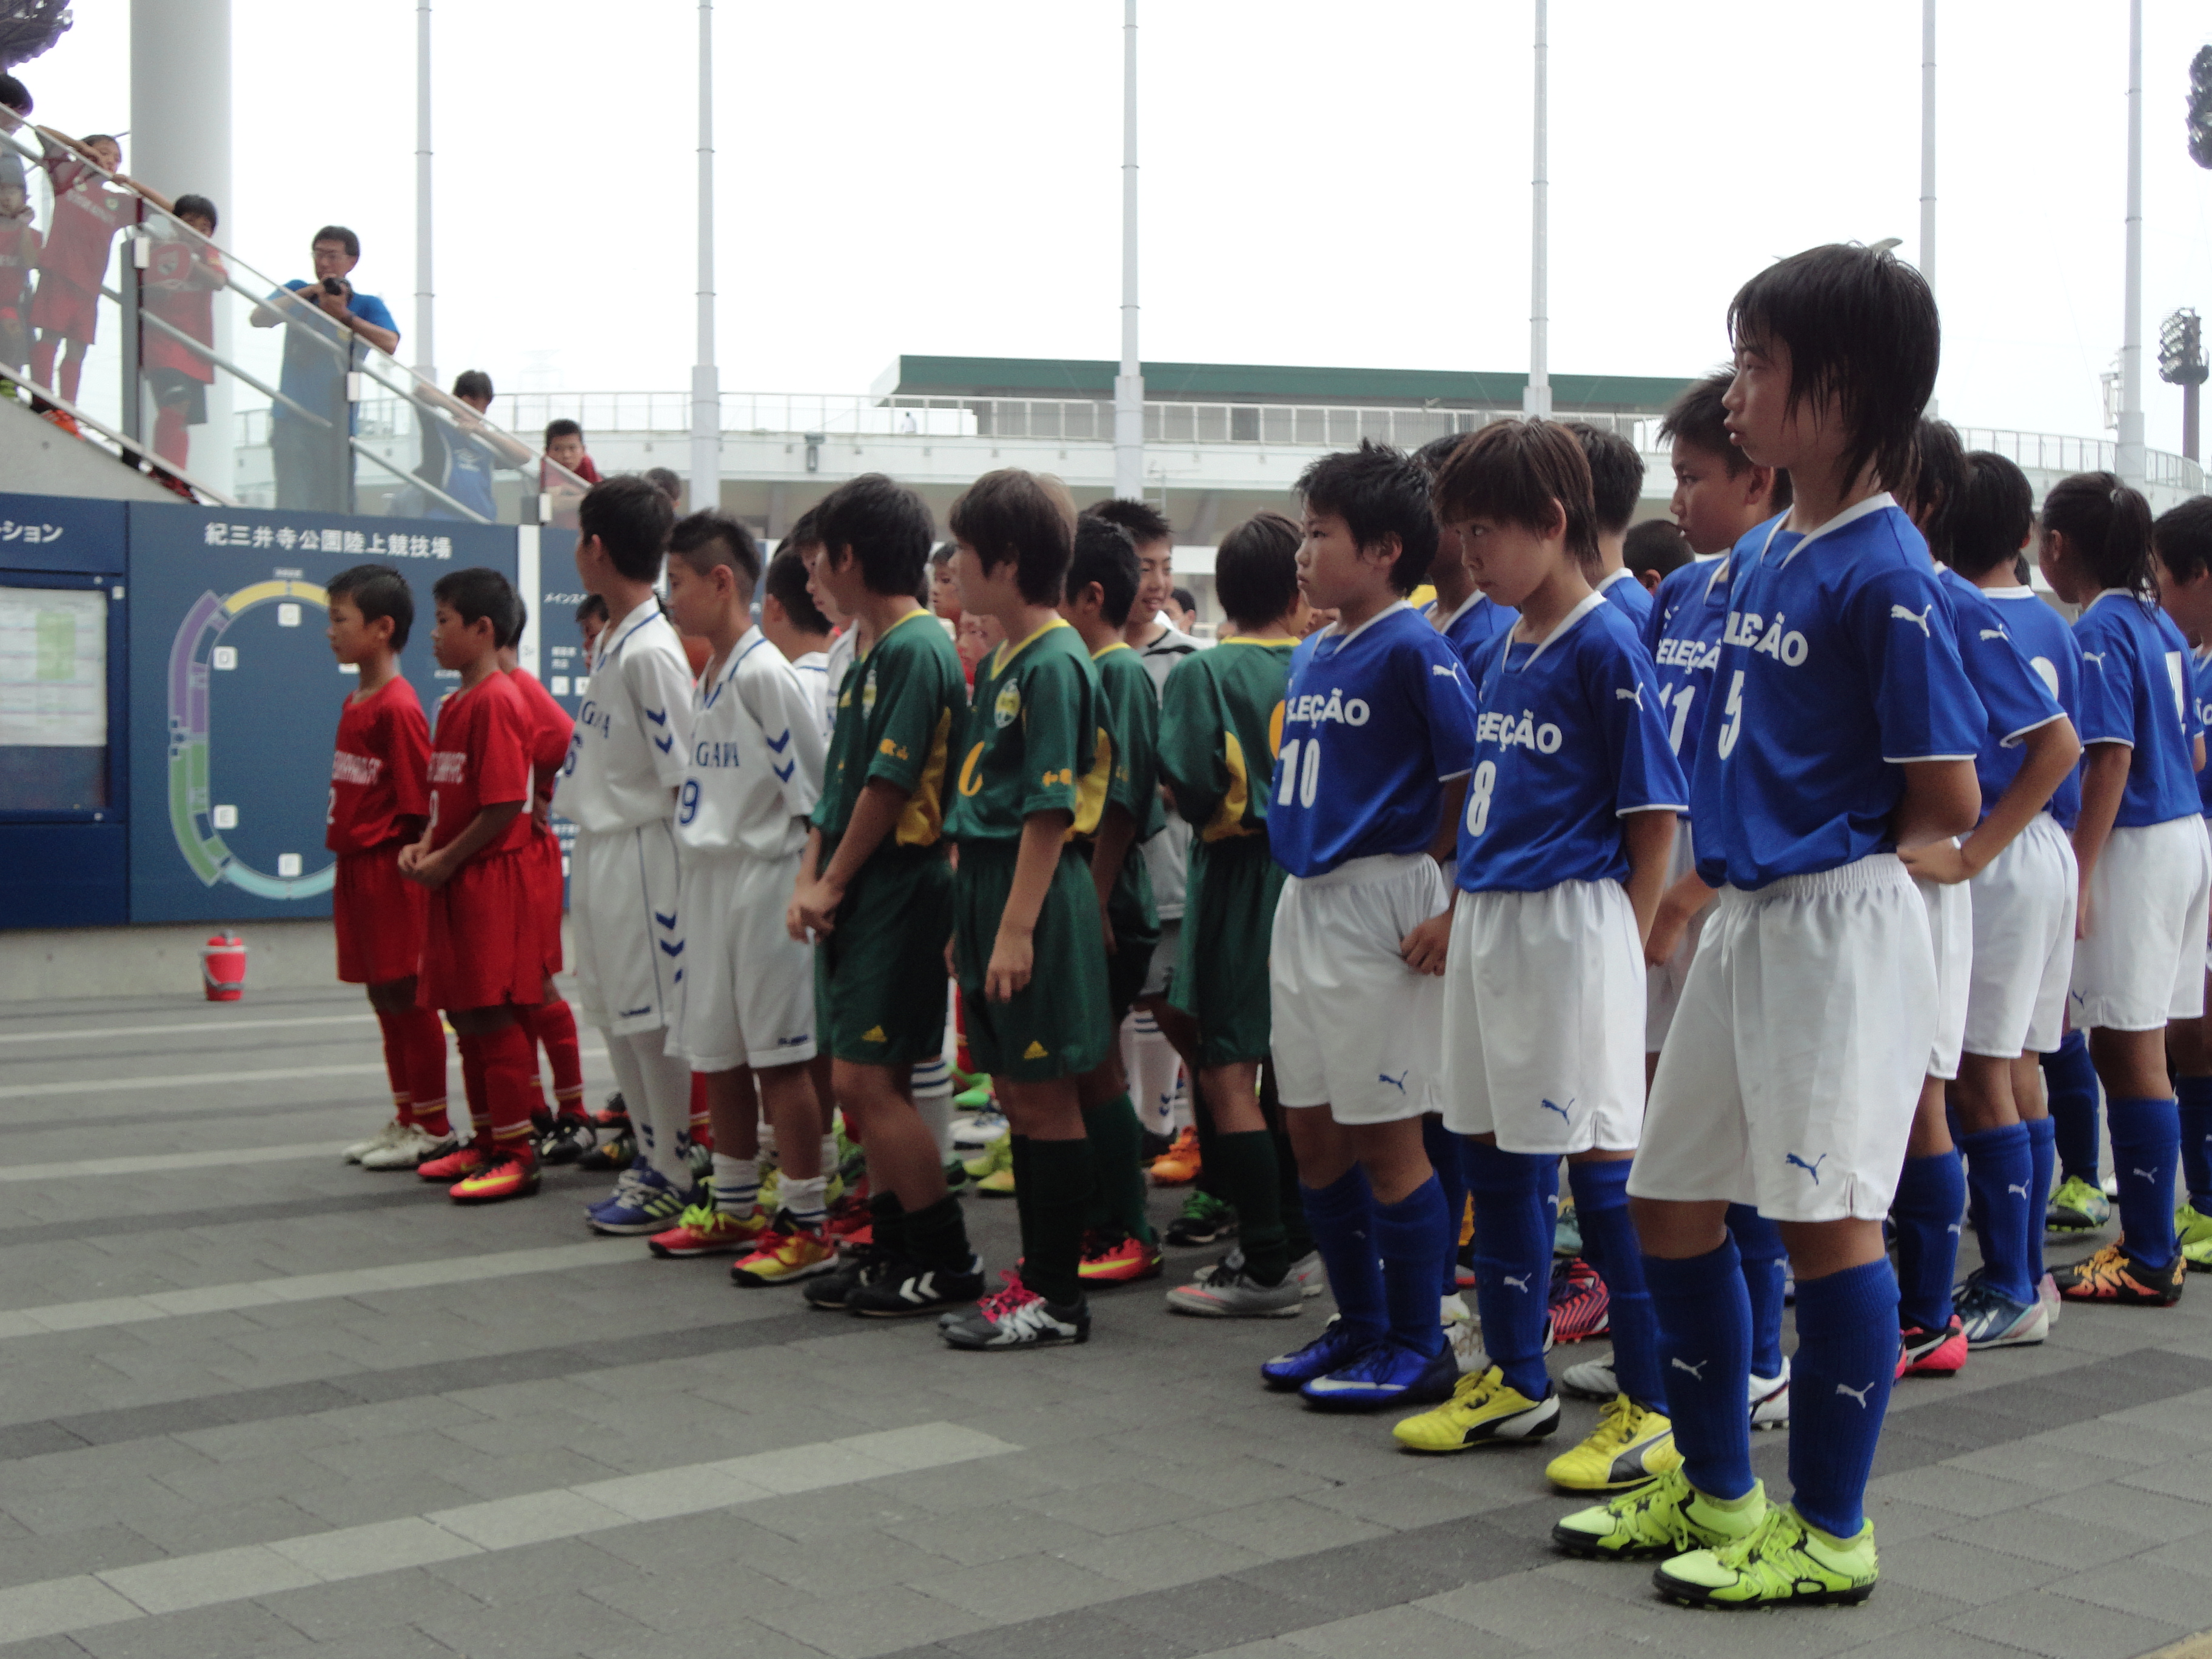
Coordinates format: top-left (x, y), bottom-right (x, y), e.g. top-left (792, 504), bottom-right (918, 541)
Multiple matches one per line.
top-left (792, 649), bottom-right (834, 742)
top-left (555, 602), bottom-right (695, 833)
top-left (676, 628), bottom-right (828, 862)
top-left (821, 631), bottom-right (857, 743)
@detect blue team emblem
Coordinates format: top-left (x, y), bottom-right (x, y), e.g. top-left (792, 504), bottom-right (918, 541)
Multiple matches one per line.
top-left (993, 680), bottom-right (1022, 728)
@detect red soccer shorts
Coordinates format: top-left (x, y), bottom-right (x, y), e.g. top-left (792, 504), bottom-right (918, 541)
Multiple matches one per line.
top-left (529, 825), bottom-right (565, 979)
top-left (28, 276), bottom-right (96, 343)
top-left (333, 845), bottom-right (427, 985)
top-left (418, 848), bottom-right (547, 1013)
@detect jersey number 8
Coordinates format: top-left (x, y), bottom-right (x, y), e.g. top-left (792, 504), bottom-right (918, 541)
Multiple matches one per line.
top-left (1464, 760), bottom-right (1497, 837)
top-left (1275, 738), bottom-right (1322, 809)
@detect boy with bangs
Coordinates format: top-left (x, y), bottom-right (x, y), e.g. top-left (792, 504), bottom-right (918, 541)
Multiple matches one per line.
top-left (935, 469), bottom-right (1116, 1350)
top-left (1257, 441), bottom-right (1481, 1412)
top-left (1557, 244), bottom-right (1984, 1609)
top-left (401, 567), bottom-right (547, 1204)
top-left (1392, 420), bottom-right (1686, 1498)
top-left (1565, 423), bottom-right (1653, 631)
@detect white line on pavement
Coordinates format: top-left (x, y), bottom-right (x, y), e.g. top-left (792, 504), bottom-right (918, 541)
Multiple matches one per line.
top-left (0, 1141), bottom-right (352, 1183)
top-left (0, 1014), bottom-right (378, 1046)
top-left (0, 1047), bottom-right (608, 1101)
top-left (0, 1422), bottom-right (1019, 1643)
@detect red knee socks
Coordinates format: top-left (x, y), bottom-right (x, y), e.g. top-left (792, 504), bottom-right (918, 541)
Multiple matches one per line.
top-left (373, 1008), bottom-right (417, 1127)
top-left (152, 402), bottom-right (189, 466)
top-left (688, 1070), bottom-right (713, 1151)
top-left (403, 1008), bottom-right (451, 1137)
top-left (534, 997), bottom-right (587, 1119)
top-left (455, 1032), bottom-right (492, 1145)
top-left (476, 1021), bottom-right (538, 1153)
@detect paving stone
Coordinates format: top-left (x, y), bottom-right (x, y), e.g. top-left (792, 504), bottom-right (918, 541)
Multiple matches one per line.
top-left (1945, 1588), bottom-right (2187, 1659)
top-left (911, 1552), bottom-right (1134, 1623)
top-left (752, 1582), bottom-right (991, 1659)
top-left (1053, 1520), bottom-right (1275, 1591)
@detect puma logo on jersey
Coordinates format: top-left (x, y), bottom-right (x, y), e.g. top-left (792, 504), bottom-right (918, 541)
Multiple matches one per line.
top-left (1671, 1357), bottom-right (1709, 1380)
top-left (1979, 628), bottom-right (2008, 642)
top-left (1432, 663), bottom-right (1458, 677)
top-left (1540, 1097), bottom-right (1573, 1120)
top-left (2007, 1181), bottom-right (2031, 1199)
top-left (1024, 1040), bottom-right (1050, 1060)
top-left (861, 1025), bottom-right (886, 1043)
top-left (1614, 686), bottom-right (1644, 709)
top-left (1786, 1151), bottom-right (1826, 1184)
top-left (1378, 1070), bottom-right (1409, 1092)
top-left (2082, 651), bottom-right (2106, 668)
top-left (1835, 1379), bottom-right (1874, 1407)
top-left (1890, 603), bottom-right (1935, 638)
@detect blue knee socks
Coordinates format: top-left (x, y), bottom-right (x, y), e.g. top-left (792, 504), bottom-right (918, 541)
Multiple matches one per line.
top-left (2106, 1096), bottom-right (2180, 1269)
top-left (1301, 1166), bottom-right (1386, 1342)
top-left (1463, 1140), bottom-right (1552, 1399)
top-left (2176, 1076), bottom-right (2212, 1210)
top-left (1373, 1174), bottom-right (1450, 1358)
top-left (1421, 1116), bottom-right (1467, 1296)
top-left (1726, 1205), bottom-right (1789, 1379)
top-left (2024, 1114), bottom-right (2056, 1285)
top-left (1644, 1239), bottom-right (1755, 1503)
top-left (1568, 1161), bottom-right (1661, 1410)
top-left (1959, 1123), bottom-right (2034, 1303)
top-left (2042, 1030), bottom-right (2101, 1185)
top-left (1789, 1258), bottom-right (1899, 1540)
top-left (1892, 1150), bottom-right (1965, 1331)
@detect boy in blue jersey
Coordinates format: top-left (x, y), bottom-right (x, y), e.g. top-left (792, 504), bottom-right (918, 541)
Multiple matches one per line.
top-left (1557, 244), bottom-right (1985, 1608)
top-left (1572, 370), bottom-right (1795, 1430)
top-left (2153, 496), bottom-right (2212, 1271)
top-left (1566, 423), bottom-right (1652, 632)
top-left (1390, 419), bottom-right (1687, 1496)
top-left (2041, 473), bottom-right (2209, 1307)
top-left (1896, 432), bottom-right (2081, 1353)
top-left (1414, 432), bottom-right (1517, 674)
top-left (1259, 441), bottom-right (1483, 1414)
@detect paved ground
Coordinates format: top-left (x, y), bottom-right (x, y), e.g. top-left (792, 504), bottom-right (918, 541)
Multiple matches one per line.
top-left (0, 984), bottom-right (2208, 1659)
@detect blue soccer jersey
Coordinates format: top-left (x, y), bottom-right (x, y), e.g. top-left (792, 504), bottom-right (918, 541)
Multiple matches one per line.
top-left (2073, 589), bottom-right (2203, 828)
top-left (1690, 495), bottom-right (1985, 891)
top-left (1424, 590), bottom-right (1515, 677)
top-left (1270, 601), bottom-right (1481, 878)
top-left (1644, 552), bottom-right (1737, 774)
top-left (2193, 646), bottom-right (2212, 819)
top-left (1983, 585), bottom-right (2083, 830)
top-left (1596, 568), bottom-right (1654, 632)
top-left (1937, 568), bottom-right (2068, 821)
top-left (1457, 593), bottom-right (1687, 893)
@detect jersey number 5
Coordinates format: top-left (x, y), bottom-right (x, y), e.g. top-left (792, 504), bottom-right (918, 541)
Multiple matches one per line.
top-left (1715, 669), bottom-right (1745, 759)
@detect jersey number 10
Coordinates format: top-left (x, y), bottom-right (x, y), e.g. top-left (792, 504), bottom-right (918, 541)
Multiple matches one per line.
top-left (1275, 739), bottom-right (1322, 809)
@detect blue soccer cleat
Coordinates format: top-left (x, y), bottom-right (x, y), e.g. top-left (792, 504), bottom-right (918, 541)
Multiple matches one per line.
top-left (1260, 1315), bottom-right (1378, 1391)
top-left (1299, 1336), bottom-right (1459, 1412)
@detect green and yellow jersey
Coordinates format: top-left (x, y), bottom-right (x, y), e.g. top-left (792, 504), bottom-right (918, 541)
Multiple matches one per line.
top-left (811, 607), bottom-right (962, 851)
top-left (1157, 636), bottom-right (1298, 843)
top-left (1087, 638), bottom-right (1162, 932)
top-left (947, 618), bottom-right (1110, 843)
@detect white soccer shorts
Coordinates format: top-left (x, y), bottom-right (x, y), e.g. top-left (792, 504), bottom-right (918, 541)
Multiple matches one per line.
top-left (1628, 853), bottom-right (1934, 1223)
top-left (2070, 814), bottom-right (2212, 1032)
top-left (1645, 817), bottom-right (1709, 1054)
top-left (1915, 865), bottom-right (1972, 1082)
top-left (671, 850), bottom-right (817, 1071)
top-left (1269, 853), bottom-right (1450, 1126)
top-left (569, 822), bottom-right (685, 1037)
top-left (1962, 812), bottom-right (2077, 1058)
top-left (1441, 880), bottom-right (1646, 1155)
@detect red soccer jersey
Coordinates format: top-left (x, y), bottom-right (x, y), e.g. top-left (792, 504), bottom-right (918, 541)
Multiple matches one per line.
top-left (427, 672), bottom-right (534, 857)
top-left (0, 218), bottom-right (39, 313)
top-left (38, 148), bottom-right (132, 293)
top-left (326, 676), bottom-right (431, 854)
top-left (506, 667), bottom-right (575, 806)
top-left (140, 239), bottom-right (223, 380)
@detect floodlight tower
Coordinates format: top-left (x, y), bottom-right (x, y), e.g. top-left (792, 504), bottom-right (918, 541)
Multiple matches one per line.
top-left (2159, 309), bottom-right (2207, 464)
top-left (2117, 0), bottom-right (2146, 487)
top-left (1113, 1), bottom-right (1144, 502)
top-left (1521, 0), bottom-right (1550, 418)
top-left (690, 0), bottom-right (720, 513)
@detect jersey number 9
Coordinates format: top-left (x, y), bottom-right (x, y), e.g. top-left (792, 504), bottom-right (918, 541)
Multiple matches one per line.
top-left (677, 779), bottom-right (701, 825)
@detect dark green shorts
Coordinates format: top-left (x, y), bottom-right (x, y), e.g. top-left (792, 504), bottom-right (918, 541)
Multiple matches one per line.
top-left (1171, 834), bottom-right (1286, 1068)
top-left (954, 840), bottom-right (1113, 1082)
top-left (814, 843), bottom-right (953, 1068)
top-left (1080, 844), bottom-right (1161, 1027)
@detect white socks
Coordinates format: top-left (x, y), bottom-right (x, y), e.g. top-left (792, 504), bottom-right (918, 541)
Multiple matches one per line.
top-left (1123, 1010), bottom-right (1179, 1138)
top-left (713, 1153), bottom-right (760, 1215)
top-left (914, 1048), bottom-right (955, 1160)
top-left (605, 1029), bottom-right (695, 1186)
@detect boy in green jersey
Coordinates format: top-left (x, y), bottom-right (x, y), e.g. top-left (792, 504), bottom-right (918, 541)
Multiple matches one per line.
top-left (786, 474), bottom-right (983, 1319)
top-left (1156, 512), bottom-right (1322, 1319)
top-left (1057, 515), bottom-right (1166, 1285)
top-left (941, 469), bottom-right (1117, 1350)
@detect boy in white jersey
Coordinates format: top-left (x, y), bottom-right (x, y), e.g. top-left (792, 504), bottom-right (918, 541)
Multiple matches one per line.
top-left (552, 475), bottom-right (704, 1236)
top-left (762, 542), bottom-right (834, 739)
top-left (1558, 244), bottom-right (1983, 1608)
top-left (649, 512), bottom-right (836, 1282)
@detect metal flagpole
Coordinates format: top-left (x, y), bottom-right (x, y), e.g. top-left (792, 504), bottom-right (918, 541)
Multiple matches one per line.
top-left (1522, 0), bottom-right (1550, 418)
top-left (415, 0), bottom-right (434, 386)
top-left (690, 0), bottom-right (722, 513)
top-left (2117, 0), bottom-right (2146, 486)
top-left (1113, 0), bottom-right (1144, 501)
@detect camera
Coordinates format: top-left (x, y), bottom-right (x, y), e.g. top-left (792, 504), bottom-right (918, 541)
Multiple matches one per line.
top-left (320, 276), bottom-right (344, 297)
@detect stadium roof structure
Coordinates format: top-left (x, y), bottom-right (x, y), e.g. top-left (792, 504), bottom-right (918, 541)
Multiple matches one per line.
top-left (873, 354), bottom-right (1692, 415)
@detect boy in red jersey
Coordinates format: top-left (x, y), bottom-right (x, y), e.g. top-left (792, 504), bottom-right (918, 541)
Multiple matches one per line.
top-left (401, 566), bottom-right (546, 1204)
top-left (0, 173), bottom-right (36, 373)
top-left (27, 130), bottom-right (134, 404)
top-left (139, 193), bottom-right (226, 470)
top-left (325, 564), bottom-right (454, 1171)
top-left (494, 592), bottom-right (591, 1162)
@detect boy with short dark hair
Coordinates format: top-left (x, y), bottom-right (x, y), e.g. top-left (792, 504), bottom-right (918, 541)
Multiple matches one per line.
top-left (1560, 244), bottom-right (1983, 1608)
top-left (657, 511), bottom-right (836, 1279)
top-left (934, 468), bottom-right (1116, 1348)
top-left (1156, 511), bottom-right (1323, 1319)
top-left (140, 193), bottom-right (224, 471)
top-left (1624, 519), bottom-right (1692, 592)
top-left (1413, 434), bottom-right (1515, 674)
top-left (1564, 422), bottom-right (1652, 629)
top-left (762, 543), bottom-right (834, 721)
top-left (326, 564), bottom-right (452, 1171)
top-left (575, 592), bottom-right (609, 658)
top-left (1057, 515), bottom-right (1165, 1284)
top-left (554, 475), bottom-right (704, 1234)
top-left (400, 566), bottom-right (547, 1204)
top-left (788, 474), bottom-right (982, 1318)
top-left (1260, 442), bottom-right (1483, 1410)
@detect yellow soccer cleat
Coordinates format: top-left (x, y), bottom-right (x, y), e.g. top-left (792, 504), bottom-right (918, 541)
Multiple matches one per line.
top-left (1544, 1394), bottom-right (1683, 1492)
top-left (1392, 1364), bottom-right (1560, 1454)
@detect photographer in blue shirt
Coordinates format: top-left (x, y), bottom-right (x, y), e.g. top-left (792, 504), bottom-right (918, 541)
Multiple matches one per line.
top-left (250, 225), bottom-right (398, 510)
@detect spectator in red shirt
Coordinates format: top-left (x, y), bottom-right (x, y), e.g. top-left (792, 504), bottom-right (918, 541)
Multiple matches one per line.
top-left (27, 130), bottom-right (135, 404)
top-left (540, 418), bottom-right (600, 527)
top-left (140, 193), bottom-right (226, 470)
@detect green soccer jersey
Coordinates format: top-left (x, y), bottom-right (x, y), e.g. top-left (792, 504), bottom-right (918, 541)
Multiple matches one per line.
top-left (811, 607), bottom-right (963, 850)
top-left (948, 617), bottom-right (1110, 843)
top-left (1088, 638), bottom-right (1162, 927)
top-left (1158, 636), bottom-right (1298, 843)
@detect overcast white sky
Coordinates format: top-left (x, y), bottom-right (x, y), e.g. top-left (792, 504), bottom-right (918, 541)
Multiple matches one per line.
top-left (24, 2), bottom-right (2212, 452)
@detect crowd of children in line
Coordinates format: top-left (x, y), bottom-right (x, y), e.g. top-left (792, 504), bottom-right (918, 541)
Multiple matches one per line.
top-left (320, 240), bottom-right (2212, 1614)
